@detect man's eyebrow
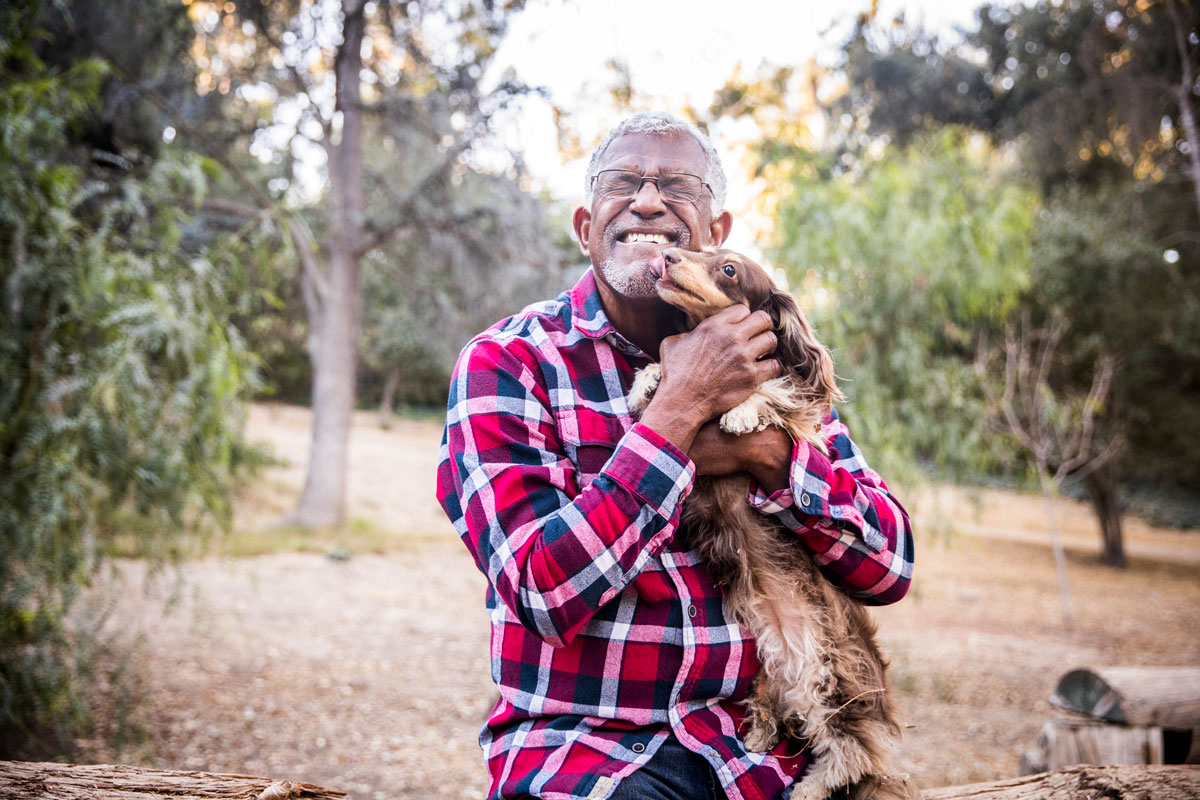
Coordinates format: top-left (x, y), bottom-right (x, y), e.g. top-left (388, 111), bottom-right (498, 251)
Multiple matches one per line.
top-left (605, 162), bottom-right (698, 175)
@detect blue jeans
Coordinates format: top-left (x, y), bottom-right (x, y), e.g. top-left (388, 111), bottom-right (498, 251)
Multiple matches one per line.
top-left (520, 736), bottom-right (849, 799)
top-left (607, 736), bottom-right (721, 800)
top-left (606, 736), bottom-right (850, 800)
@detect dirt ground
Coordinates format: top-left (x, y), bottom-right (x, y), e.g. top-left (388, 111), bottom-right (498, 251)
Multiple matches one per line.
top-left (92, 403), bottom-right (1200, 798)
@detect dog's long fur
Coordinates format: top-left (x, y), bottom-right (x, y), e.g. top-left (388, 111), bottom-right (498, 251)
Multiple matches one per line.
top-left (627, 247), bottom-right (919, 800)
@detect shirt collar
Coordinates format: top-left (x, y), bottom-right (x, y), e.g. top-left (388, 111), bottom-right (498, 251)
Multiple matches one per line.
top-left (568, 268), bottom-right (648, 358)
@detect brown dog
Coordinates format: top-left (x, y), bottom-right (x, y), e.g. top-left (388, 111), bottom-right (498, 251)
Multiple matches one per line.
top-left (628, 247), bottom-right (918, 800)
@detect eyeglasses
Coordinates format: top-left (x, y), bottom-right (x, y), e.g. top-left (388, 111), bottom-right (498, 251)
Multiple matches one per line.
top-left (591, 169), bottom-right (713, 205)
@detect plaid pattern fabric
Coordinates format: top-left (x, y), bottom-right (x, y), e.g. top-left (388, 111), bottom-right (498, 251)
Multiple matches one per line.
top-left (436, 269), bottom-right (914, 800)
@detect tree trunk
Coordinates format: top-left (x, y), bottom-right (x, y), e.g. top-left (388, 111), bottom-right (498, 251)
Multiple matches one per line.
top-left (921, 764), bottom-right (1200, 800)
top-left (0, 761), bottom-right (346, 799)
top-left (1167, 0), bottom-right (1200, 232)
top-left (378, 365), bottom-right (401, 429)
top-left (1084, 461), bottom-right (1126, 569)
top-left (1038, 471), bottom-right (1076, 630)
top-left (291, 0), bottom-right (366, 529)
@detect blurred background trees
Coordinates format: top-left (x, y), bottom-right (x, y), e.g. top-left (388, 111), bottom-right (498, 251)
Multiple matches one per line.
top-left (176, 0), bottom-right (571, 528)
top-left (1, 0), bottom-right (1196, 760)
top-left (0, 0), bottom-right (260, 753)
top-left (703, 0), bottom-right (1199, 565)
top-left (821, 0), bottom-right (1200, 564)
top-left (0, 0), bottom-right (567, 755)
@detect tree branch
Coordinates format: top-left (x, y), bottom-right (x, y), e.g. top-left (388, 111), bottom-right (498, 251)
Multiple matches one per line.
top-left (353, 137), bottom-right (473, 258)
top-left (1167, 0), bottom-right (1200, 231)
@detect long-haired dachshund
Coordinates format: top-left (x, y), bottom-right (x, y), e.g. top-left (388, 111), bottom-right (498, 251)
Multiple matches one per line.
top-left (628, 247), bottom-right (918, 800)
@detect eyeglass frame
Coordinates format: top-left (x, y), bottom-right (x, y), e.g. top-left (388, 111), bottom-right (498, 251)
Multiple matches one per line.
top-left (589, 169), bottom-right (715, 205)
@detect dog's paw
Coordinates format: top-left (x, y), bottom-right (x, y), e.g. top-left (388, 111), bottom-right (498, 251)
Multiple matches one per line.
top-left (720, 403), bottom-right (766, 435)
top-left (628, 365), bottom-right (662, 417)
top-left (742, 716), bottom-right (780, 753)
top-left (788, 778), bottom-right (832, 800)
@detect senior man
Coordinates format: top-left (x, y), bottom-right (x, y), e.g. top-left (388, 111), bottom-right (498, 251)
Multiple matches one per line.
top-left (436, 112), bottom-right (913, 800)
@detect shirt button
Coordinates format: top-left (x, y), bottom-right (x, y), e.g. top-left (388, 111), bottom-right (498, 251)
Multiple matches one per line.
top-left (800, 492), bottom-right (812, 507)
top-left (632, 742), bottom-right (646, 754)
top-left (688, 604), bottom-right (697, 619)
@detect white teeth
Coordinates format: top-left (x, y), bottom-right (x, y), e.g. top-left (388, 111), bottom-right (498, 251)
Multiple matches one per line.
top-left (622, 232), bottom-right (670, 244)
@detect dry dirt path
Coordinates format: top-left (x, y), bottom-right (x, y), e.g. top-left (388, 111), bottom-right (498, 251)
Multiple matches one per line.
top-left (99, 404), bottom-right (1200, 798)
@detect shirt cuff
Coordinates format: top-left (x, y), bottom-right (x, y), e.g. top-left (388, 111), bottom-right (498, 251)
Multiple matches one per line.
top-left (748, 440), bottom-right (884, 552)
top-left (603, 423), bottom-right (695, 516)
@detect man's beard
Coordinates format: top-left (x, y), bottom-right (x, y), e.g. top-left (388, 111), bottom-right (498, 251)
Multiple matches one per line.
top-left (598, 253), bottom-right (659, 298)
top-left (598, 222), bottom-right (691, 299)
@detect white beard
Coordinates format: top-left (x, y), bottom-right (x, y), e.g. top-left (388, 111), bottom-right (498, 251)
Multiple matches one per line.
top-left (598, 222), bottom-right (691, 299)
top-left (598, 253), bottom-right (660, 298)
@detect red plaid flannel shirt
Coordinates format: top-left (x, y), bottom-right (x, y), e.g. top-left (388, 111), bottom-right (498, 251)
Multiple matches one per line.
top-left (436, 270), bottom-right (914, 800)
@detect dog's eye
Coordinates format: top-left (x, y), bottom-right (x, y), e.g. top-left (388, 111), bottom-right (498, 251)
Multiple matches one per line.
top-left (722, 264), bottom-right (737, 278)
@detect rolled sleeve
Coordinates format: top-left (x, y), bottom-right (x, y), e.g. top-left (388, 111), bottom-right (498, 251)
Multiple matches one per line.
top-left (748, 409), bottom-right (913, 605)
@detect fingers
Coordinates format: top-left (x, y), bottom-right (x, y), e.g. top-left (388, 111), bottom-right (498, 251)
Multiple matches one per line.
top-left (749, 328), bottom-right (778, 360)
top-left (754, 357), bottom-right (782, 382)
top-left (703, 306), bottom-right (774, 339)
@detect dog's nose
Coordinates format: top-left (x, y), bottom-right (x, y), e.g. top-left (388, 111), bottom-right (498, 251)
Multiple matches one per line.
top-left (662, 247), bottom-right (681, 264)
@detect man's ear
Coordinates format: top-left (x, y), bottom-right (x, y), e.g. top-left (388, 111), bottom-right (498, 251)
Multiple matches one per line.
top-left (709, 210), bottom-right (733, 247)
top-left (572, 206), bottom-right (592, 257)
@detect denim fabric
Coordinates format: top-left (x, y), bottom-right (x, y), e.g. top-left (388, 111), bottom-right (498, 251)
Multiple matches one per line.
top-left (608, 736), bottom-right (720, 800)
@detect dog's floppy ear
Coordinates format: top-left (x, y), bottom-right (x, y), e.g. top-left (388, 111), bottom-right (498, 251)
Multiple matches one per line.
top-left (766, 288), bottom-right (843, 410)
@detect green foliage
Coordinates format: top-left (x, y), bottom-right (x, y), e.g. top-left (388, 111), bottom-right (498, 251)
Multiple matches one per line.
top-left (770, 130), bottom-right (1035, 481)
top-left (186, 0), bottom-right (562, 410)
top-left (831, 0), bottom-right (1200, 543)
top-left (0, 35), bottom-right (257, 754)
top-left (1030, 186), bottom-right (1200, 489)
top-left (360, 171), bottom-right (574, 410)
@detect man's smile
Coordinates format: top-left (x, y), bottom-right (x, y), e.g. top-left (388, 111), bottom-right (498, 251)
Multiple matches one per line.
top-left (619, 232), bottom-right (673, 244)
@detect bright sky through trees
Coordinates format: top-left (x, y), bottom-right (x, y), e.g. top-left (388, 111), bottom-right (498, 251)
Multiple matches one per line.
top-left (490, 0), bottom-right (982, 211)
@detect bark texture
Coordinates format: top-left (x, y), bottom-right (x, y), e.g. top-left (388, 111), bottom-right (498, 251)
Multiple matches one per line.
top-left (291, 0), bottom-right (366, 529)
top-left (5, 761), bottom-right (1196, 800)
top-left (922, 764), bottom-right (1200, 800)
top-left (1084, 463), bottom-right (1126, 569)
top-left (0, 761), bottom-right (346, 800)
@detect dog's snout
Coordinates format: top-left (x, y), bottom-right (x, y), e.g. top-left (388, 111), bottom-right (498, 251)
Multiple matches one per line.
top-left (662, 248), bottom-right (682, 265)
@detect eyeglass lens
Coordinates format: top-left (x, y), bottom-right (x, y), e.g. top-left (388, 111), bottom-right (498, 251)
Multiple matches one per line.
top-left (595, 170), bottom-right (704, 202)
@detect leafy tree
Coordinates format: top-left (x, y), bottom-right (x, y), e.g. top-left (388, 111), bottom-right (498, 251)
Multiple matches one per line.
top-left (1027, 185), bottom-right (1200, 561)
top-left (0, 6), bottom-right (258, 754)
top-left (977, 312), bottom-right (1118, 621)
top-left (361, 172), bottom-right (573, 421)
top-left (177, 0), bottom-right (540, 528)
top-left (837, 0), bottom-right (1200, 563)
top-left (769, 130), bottom-right (1035, 483)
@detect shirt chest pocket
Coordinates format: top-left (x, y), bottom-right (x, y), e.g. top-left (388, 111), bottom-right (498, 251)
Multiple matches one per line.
top-left (562, 440), bottom-right (616, 494)
top-left (556, 407), bottom-right (628, 494)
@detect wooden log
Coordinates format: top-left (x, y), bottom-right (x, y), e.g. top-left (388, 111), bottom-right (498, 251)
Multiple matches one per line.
top-left (922, 764), bottom-right (1200, 800)
top-left (1022, 719), bottom-right (1165, 773)
top-left (1051, 667), bottom-right (1200, 728)
top-left (0, 761), bottom-right (347, 800)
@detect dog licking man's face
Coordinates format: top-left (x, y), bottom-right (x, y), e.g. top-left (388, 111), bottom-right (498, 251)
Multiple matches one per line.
top-left (647, 247), bottom-right (778, 324)
top-left (573, 133), bottom-right (729, 303)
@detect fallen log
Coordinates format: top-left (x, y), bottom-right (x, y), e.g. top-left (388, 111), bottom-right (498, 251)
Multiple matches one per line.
top-left (0, 761), bottom-right (347, 800)
top-left (921, 764), bottom-right (1200, 800)
top-left (1050, 666), bottom-right (1200, 729)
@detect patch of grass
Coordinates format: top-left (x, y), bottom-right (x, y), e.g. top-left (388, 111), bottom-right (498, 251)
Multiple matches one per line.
top-left (889, 663), bottom-right (918, 694)
top-left (931, 673), bottom-right (958, 703)
top-left (214, 516), bottom-right (449, 559)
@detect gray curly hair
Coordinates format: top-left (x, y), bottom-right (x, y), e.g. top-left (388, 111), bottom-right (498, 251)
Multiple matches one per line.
top-left (583, 112), bottom-right (727, 211)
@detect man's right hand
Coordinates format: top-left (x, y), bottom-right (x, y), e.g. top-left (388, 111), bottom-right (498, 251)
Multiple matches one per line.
top-left (637, 304), bottom-right (780, 453)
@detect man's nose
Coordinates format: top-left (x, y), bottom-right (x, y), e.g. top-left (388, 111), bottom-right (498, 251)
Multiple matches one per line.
top-left (629, 177), bottom-right (668, 216)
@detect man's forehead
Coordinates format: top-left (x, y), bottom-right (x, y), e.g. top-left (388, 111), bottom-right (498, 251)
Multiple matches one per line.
top-left (598, 132), bottom-right (707, 173)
